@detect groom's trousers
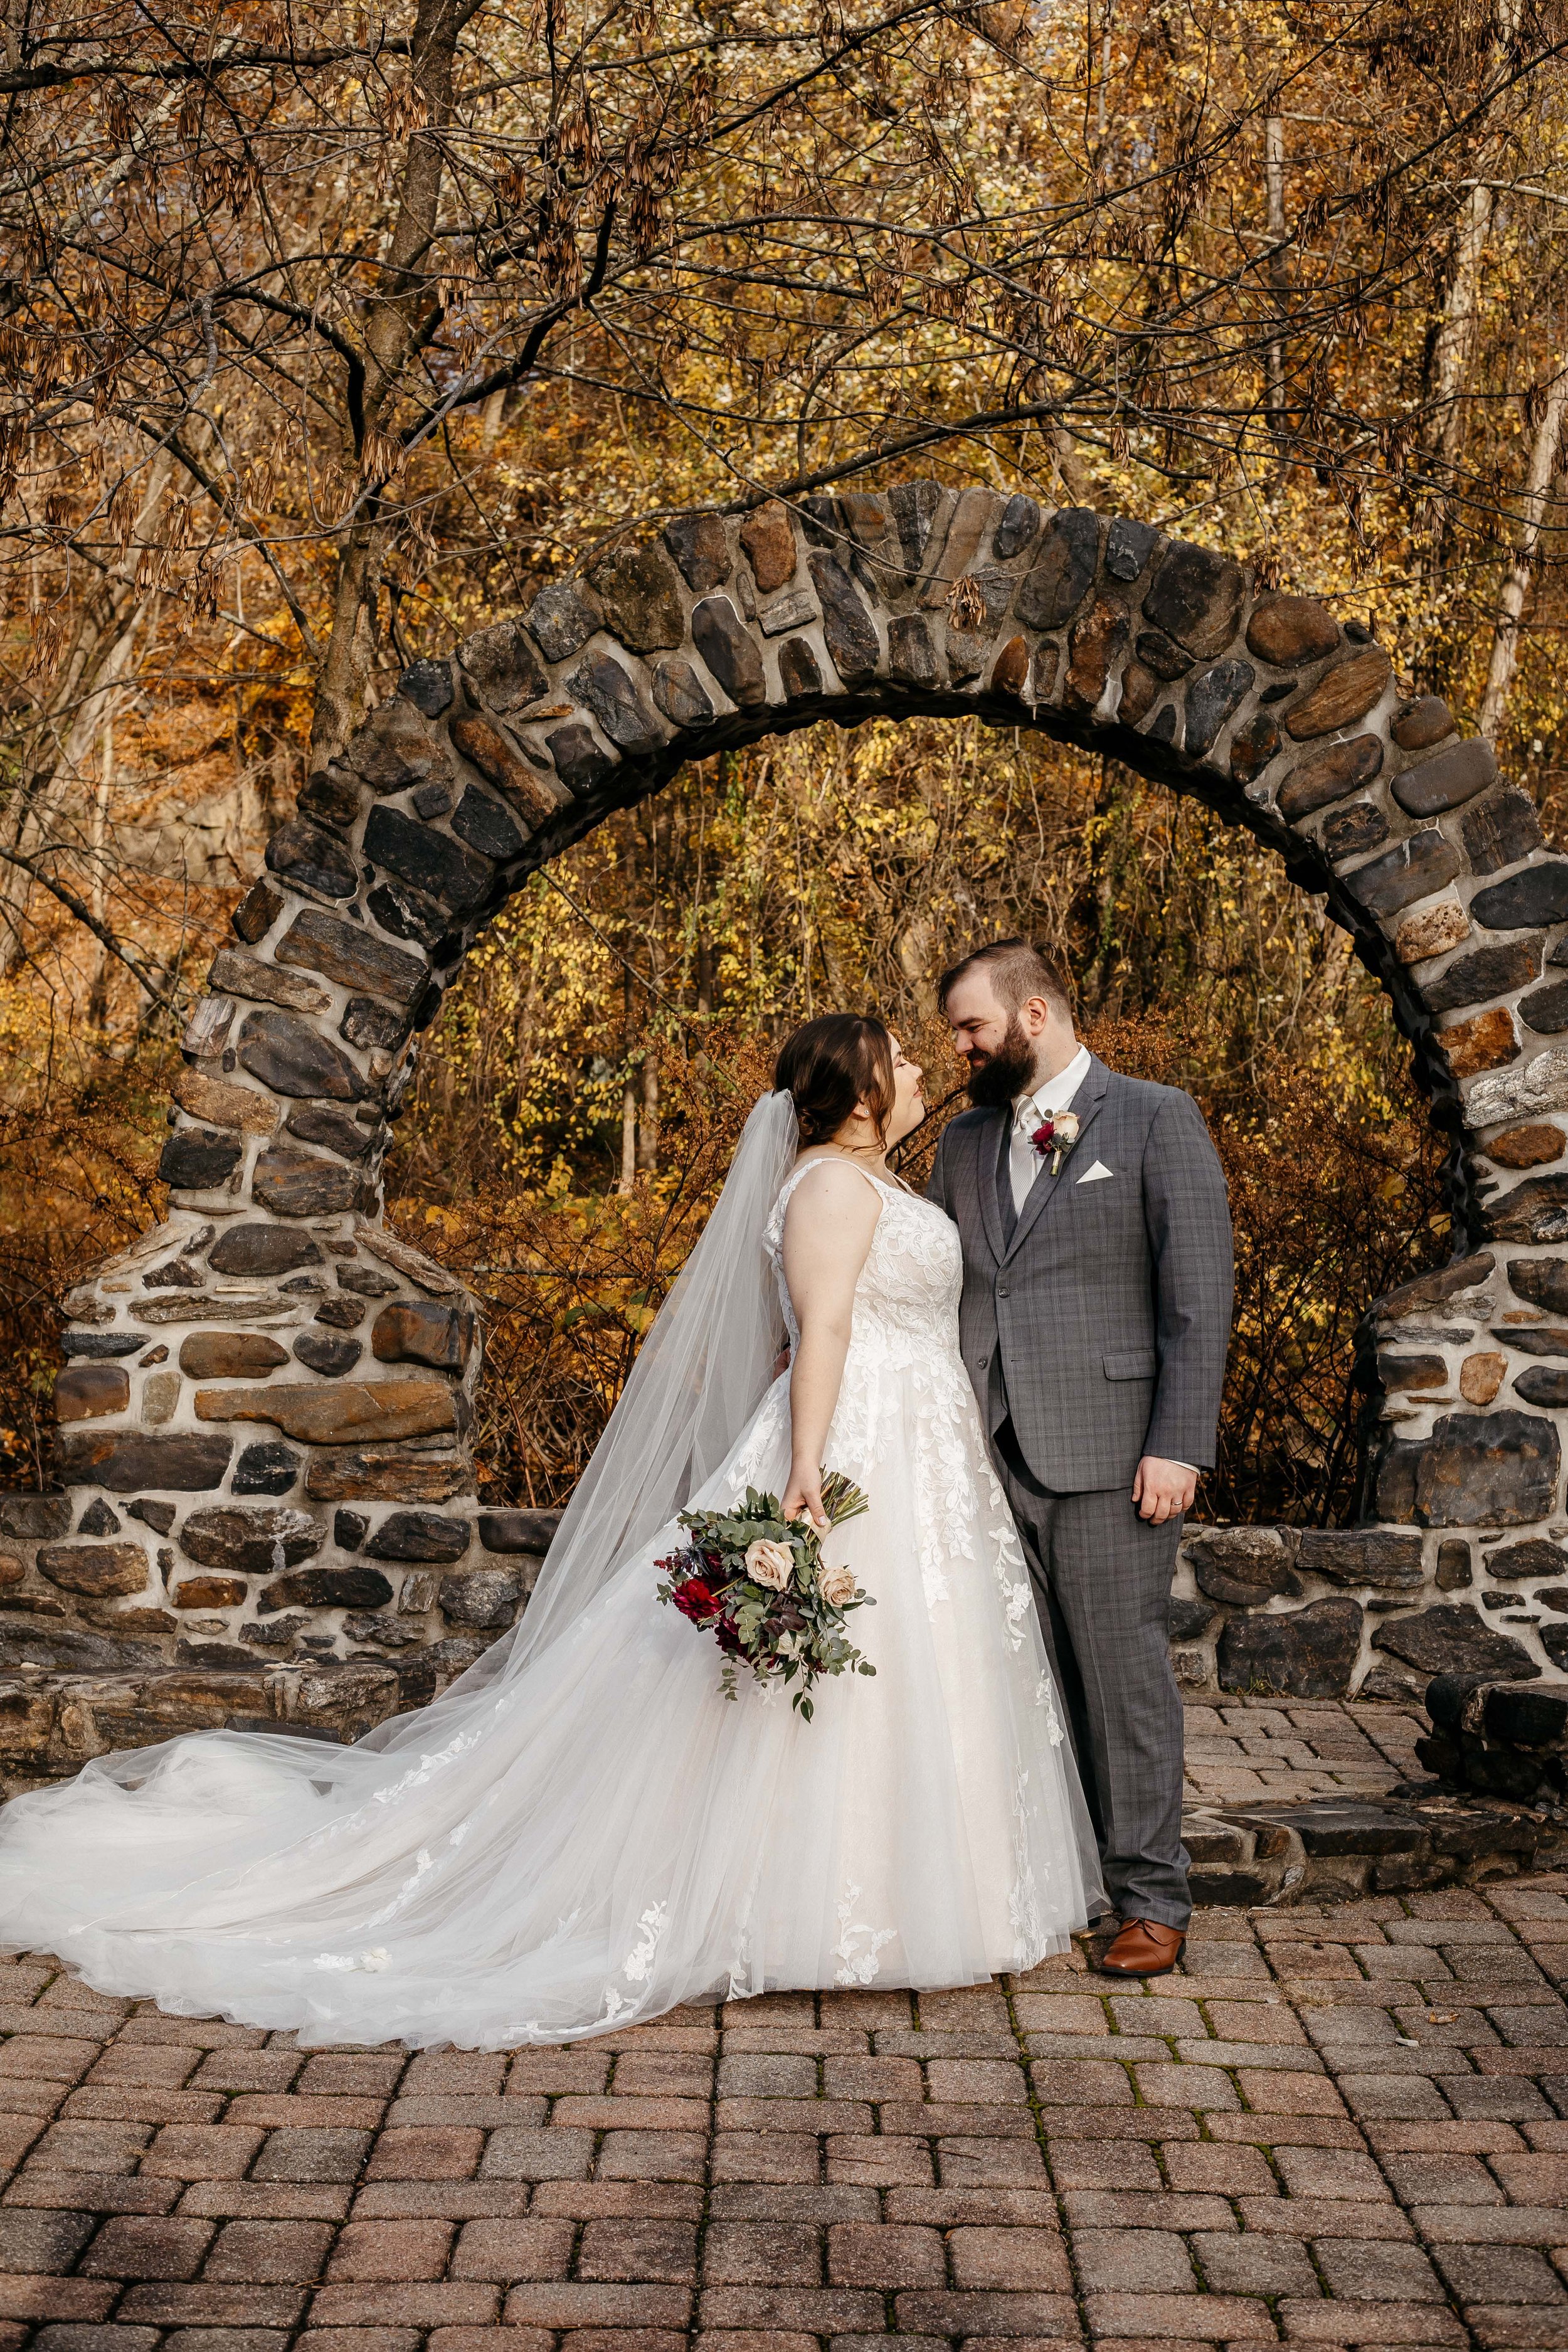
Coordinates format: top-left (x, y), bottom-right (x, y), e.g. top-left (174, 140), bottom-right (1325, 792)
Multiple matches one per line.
top-left (993, 1419), bottom-right (1191, 1930)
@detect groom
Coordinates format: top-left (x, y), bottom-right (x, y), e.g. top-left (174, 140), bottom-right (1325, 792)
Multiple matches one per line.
top-left (928, 939), bottom-right (1233, 1975)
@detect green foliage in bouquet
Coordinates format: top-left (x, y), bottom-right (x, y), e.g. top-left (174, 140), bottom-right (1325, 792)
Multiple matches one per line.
top-left (655, 1470), bottom-right (875, 1717)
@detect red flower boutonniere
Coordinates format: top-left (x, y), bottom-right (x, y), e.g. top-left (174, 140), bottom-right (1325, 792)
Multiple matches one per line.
top-left (1030, 1108), bottom-right (1081, 1175)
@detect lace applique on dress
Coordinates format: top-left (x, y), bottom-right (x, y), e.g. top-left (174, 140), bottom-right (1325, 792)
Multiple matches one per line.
top-left (833, 1882), bottom-right (897, 1986)
top-left (1007, 1769), bottom-right (1046, 1960)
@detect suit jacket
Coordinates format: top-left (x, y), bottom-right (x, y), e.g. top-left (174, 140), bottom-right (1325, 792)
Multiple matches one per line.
top-left (927, 1056), bottom-right (1234, 1495)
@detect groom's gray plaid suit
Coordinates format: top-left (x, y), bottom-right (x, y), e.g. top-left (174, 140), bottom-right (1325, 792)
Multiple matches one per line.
top-left (929, 1056), bottom-right (1233, 1927)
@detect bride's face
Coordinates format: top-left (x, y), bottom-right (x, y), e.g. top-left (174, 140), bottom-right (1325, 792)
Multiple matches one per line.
top-left (882, 1036), bottom-right (926, 1147)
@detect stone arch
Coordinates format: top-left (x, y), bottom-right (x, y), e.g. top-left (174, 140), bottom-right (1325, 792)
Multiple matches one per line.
top-left (28, 482), bottom-right (1568, 1722)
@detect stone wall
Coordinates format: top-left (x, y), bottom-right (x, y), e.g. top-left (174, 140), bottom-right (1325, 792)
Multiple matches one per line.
top-left (29, 482), bottom-right (1568, 1702)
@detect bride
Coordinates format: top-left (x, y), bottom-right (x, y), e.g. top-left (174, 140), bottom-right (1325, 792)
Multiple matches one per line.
top-left (0, 1013), bottom-right (1099, 2047)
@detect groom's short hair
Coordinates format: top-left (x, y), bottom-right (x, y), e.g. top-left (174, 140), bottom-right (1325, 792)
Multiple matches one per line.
top-left (937, 938), bottom-right (1074, 1020)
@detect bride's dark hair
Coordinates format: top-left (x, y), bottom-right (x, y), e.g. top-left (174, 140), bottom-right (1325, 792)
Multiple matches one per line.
top-left (775, 1014), bottom-right (897, 1145)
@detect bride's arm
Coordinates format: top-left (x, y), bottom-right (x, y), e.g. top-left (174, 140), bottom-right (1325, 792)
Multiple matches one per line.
top-left (778, 1163), bottom-right (882, 1526)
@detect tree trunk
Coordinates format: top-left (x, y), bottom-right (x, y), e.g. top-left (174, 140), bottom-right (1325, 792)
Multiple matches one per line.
top-left (305, 0), bottom-right (462, 775)
top-left (1478, 361), bottom-right (1568, 743)
top-left (1263, 114), bottom-right (1287, 442)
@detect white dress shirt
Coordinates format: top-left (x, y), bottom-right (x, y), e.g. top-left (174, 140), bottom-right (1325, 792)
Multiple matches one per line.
top-left (1009, 1042), bottom-right (1092, 1212)
top-left (1007, 1044), bottom-right (1197, 1480)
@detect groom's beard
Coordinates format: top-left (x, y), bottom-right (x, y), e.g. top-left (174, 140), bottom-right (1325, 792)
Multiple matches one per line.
top-left (962, 1015), bottom-right (1037, 1108)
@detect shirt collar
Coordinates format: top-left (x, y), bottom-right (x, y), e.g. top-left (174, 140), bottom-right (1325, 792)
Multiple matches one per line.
top-left (1014, 1043), bottom-right (1092, 1128)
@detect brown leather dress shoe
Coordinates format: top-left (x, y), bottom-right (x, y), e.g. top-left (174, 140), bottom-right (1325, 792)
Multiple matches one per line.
top-left (1098, 1917), bottom-right (1186, 1976)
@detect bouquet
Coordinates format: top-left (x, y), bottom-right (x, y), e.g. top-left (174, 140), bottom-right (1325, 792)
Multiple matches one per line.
top-left (655, 1470), bottom-right (875, 1718)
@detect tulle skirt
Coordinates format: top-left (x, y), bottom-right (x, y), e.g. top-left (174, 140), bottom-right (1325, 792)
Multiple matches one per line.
top-left (0, 1365), bottom-right (1099, 2046)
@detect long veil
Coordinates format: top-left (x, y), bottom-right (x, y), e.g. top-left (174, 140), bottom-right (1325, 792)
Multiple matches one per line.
top-left (344, 1086), bottom-right (800, 1742)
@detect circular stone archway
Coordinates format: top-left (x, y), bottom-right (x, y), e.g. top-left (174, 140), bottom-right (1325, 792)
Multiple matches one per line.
top-left (22, 481), bottom-right (1568, 1736)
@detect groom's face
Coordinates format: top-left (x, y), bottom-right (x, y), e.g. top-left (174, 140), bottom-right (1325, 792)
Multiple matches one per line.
top-left (943, 973), bottom-right (1042, 1108)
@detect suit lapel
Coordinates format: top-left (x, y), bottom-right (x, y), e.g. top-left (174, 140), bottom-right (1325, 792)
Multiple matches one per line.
top-left (1004, 1056), bottom-right (1113, 1262)
top-left (976, 1108), bottom-right (1008, 1266)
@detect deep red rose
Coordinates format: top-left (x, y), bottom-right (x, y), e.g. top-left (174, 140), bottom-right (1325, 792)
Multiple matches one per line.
top-left (672, 1577), bottom-right (723, 1624)
top-left (1030, 1119), bottom-right (1055, 1158)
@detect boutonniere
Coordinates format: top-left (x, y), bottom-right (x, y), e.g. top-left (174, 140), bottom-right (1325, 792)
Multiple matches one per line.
top-left (1030, 1110), bottom-right (1081, 1175)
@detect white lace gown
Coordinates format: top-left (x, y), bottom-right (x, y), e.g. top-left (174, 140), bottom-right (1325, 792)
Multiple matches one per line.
top-left (0, 1165), bottom-right (1099, 2047)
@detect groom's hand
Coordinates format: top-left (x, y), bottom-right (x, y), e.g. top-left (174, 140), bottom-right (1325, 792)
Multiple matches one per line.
top-left (1132, 1456), bottom-right (1197, 1525)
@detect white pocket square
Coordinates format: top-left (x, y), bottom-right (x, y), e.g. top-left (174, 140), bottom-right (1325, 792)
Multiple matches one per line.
top-left (1076, 1160), bottom-right (1114, 1184)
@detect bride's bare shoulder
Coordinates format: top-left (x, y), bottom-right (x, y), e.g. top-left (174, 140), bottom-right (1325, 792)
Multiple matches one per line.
top-left (781, 1153), bottom-right (886, 1232)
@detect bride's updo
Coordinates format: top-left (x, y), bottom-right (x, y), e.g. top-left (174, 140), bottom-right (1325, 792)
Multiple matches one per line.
top-left (775, 1014), bottom-right (896, 1145)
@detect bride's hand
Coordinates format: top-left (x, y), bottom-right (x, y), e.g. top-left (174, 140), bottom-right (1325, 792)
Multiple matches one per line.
top-left (782, 1466), bottom-right (827, 1530)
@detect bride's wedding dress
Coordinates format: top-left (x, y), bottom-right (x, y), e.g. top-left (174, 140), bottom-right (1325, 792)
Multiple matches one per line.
top-left (0, 1101), bottom-right (1098, 2047)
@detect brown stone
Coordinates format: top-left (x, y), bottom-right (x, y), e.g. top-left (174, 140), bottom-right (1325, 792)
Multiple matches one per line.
top-left (1394, 899), bottom-right (1471, 965)
top-left (1320, 802), bottom-right (1389, 864)
top-left (232, 878), bottom-right (283, 943)
top-left (208, 950), bottom-right (332, 1015)
top-left (1140, 540), bottom-right (1245, 658)
top-left (587, 541), bottom-right (687, 652)
top-left (1345, 825), bottom-right (1462, 916)
top-left (664, 513), bottom-right (731, 591)
top-left (171, 1577), bottom-right (248, 1610)
top-left (1116, 660), bottom-right (1161, 728)
top-left (194, 1380), bottom-right (458, 1443)
top-left (238, 1009), bottom-right (365, 1103)
top-left (1283, 647), bottom-right (1392, 738)
top-left (448, 717), bottom-right (560, 830)
top-left (208, 1224), bottom-right (323, 1276)
top-left (990, 635), bottom-right (1030, 698)
top-left (36, 1542), bottom-right (150, 1597)
top-left (287, 1104), bottom-right (377, 1160)
top-left (1420, 939), bottom-right (1542, 1015)
top-left (1064, 599), bottom-right (1128, 711)
top-left (1184, 657), bottom-right (1254, 758)
top-left (252, 1148), bottom-right (364, 1219)
top-left (143, 1370), bottom-right (180, 1425)
top-left (344, 695), bottom-right (454, 792)
top-left (739, 502), bottom-right (800, 594)
top-left (1377, 1351), bottom-right (1449, 1392)
top-left (305, 1448), bottom-right (472, 1502)
top-left (180, 1503), bottom-right (325, 1574)
top-left (1132, 628), bottom-right (1192, 681)
top-left (1015, 507), bottom-right (1100, 632)
top-left (355, 1223), bottom-right (465, 1296)
top-left (0, 1550), bottom-right (24, 1586)
top-left (171, 1069), bottom-right (278, 1136)
top-left (55, 1429), bottom-right (233, 1492)
top-left (691, 596), bottom-right (766, 707)
top-left (1374, 1253), bottom-right (1494, 1321)
top-left (650, 657), bottom-right (713, 728)
top-left (259, 1564), bottom-right (396, 1614)
top-left (1438, 1007), bottom-right (1518, 1080)
top-left (1276, 733), bottom-right (1383, 820)
top-left (55, 1364), bottom-right (130, 1421)
top-left (371, 1301), bottom-right (475, 1370)
top-left (778, 637), bottom-right (822, 700)
top-left (1392, 735), bottom-right (1496, 818)
top-left (1244, 593), bottom-right (1340, 667)
top-left (808, 554), bottom-right (881, 684)
top-left (1488, 1123), bottom-right (1565, 1168)
top-left (1460, 1352), bottom-right (1507, 1404)
top-left (1463, 788), bottom-right (1545, 876)
top-left (177, 1333), bottom-right (289, 1380)
top-left (273, 909), bottom-right (427, 1009)
top-left (1508, 1256), bottom-right (1568, 1313)
top-left (1392, 695), bottom-right (1456, 751)
top-left (455, 618), bottom-right (547, 713)
top-left (1229, 711), bottom-right (1280, 783)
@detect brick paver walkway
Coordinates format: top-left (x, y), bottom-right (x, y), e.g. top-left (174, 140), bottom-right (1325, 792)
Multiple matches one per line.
top-left (0, 1705), bottom-right (1564, 2351)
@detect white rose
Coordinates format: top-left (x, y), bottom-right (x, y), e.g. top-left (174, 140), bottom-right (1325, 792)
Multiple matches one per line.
top-left (744, 1538), bottom-right (794, 1591)
top-left (818, 1561), bottom-right (857, 1609)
